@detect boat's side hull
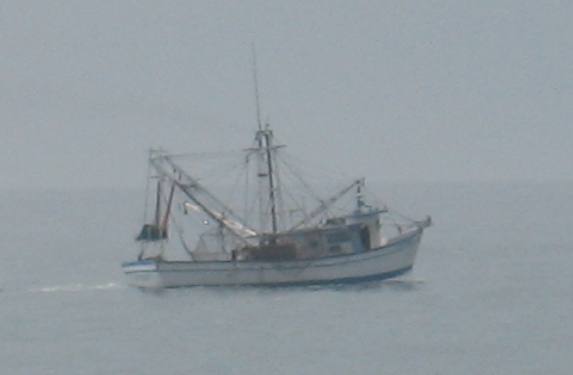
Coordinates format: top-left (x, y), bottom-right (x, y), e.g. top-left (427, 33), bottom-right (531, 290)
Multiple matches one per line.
top-left (122, 228), bottom-right (423, 288)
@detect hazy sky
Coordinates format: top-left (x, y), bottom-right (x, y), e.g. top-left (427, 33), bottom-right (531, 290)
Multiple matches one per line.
top-left (1, 0), bottom-right (571, 189)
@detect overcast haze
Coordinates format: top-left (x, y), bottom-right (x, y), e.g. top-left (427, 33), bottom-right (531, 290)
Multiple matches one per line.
top-left (1, 1), bottom-right (572, 189)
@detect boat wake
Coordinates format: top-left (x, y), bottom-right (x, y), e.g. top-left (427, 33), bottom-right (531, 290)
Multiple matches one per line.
top-left (27, 282), bottom-right (124, 294)
top-left (319, 278), bottom-right (426, 292)
top-left (237, 278), bottom-right (426, 293)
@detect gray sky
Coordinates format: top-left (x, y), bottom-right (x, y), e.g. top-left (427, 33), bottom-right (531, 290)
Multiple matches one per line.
top-left (1, 0), bottom-right (571, 189)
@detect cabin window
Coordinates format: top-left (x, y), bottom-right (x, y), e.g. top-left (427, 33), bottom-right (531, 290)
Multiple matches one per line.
top-left (360, 226), bottom-right (371, 250)
top-left (326, 232), bottom-right (351, 244)
top-left (329, 245), bottom-right (342, 253)
top-left (326, 217), bottom-right (346, 225)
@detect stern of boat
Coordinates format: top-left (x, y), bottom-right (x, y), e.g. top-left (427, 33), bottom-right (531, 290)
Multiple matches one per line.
top-left (122, 260), bottom-right (163, 288)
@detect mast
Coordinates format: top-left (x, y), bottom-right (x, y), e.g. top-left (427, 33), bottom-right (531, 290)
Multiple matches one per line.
top-left (263, 127), bottom-right (278, 234)
top-left (252, 46), bottom-right (266, 232)
top-left (251, 48), bottom-right (279, 236)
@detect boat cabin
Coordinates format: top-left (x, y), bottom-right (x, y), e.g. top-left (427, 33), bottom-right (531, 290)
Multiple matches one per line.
top-left (239, 209), bottom-right (384, 261)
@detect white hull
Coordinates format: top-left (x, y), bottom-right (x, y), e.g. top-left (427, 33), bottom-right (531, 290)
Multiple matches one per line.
top-left (123, 228), bottom-right (424, 288)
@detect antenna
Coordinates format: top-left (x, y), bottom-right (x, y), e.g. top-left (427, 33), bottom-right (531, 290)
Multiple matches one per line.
top-left (251, 44), bottom-right (263, 131)
top-left (250, 46), bottom-right (279, 236)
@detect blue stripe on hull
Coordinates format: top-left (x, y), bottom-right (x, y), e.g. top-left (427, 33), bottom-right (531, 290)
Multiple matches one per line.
top-left (245, 266), bottom-right (414, 288)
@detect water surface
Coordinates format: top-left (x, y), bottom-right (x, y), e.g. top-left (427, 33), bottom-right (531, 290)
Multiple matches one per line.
top-left (1, 183), bottom-right (571, 374)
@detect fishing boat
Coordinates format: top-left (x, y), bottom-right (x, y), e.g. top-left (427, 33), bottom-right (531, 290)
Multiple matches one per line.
top-left (122, 122), bottom-right (431, 288)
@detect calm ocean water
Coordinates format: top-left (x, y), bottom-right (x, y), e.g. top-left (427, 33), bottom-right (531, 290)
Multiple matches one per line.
top-left (1, 182), bottom-right (572, 374)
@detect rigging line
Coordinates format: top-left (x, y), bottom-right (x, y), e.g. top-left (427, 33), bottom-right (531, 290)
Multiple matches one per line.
top-left (138, 150), bottom-right (153, 259)
top-left (243, 152), bottom-right (251, 226)
top-left (242, 138), bottom-right (260, 224)
top-left (191, 163), bottom-right (250, 226)
top-left (168, 150), bottom-right (243, 159)
top-left (245, 138), bottom-right (262, 228)
top-left (142, 151), bottom-right (152, 224)
top-left (161, 192), bottom-right (194, 260)
top-left (275, 153), bottom-right (324, 205)
top-left (277, 153), bottom-right (323, 196)
top-left (277, 175), bottom-right (307, 210)
top-left (160, 156), bottom-right (250, 226)
top-left (273, 155), bottom-right (324, 223)
top-left (176, 180), bottom-right (252, 244)
top-left (172, 218), bottom-right (192, 259)
top-left (224, 156), bottom-right (249, 214)
top-left (151, 158), bottom-right (231, 226)
top-left (245, 153), bottom-right (264, 228)
top-left (281, 150), bottom-right (355, 183)
top-left (277, 181), bottom-right (309, 226)
top-left (177, 227), bottom-right (194, 260)
top-left (385, 209), bottom-right (418, 223)
top-left (156, 180), bottom-right (167, 258)
top-left (360, 185), bottom-right (389, 211)
top-left (204, 157), bottom-right (249, 187)
top-left (288, 179), bottom-right (363, 231)
top-left (175, 155), bottom-right (243, 183)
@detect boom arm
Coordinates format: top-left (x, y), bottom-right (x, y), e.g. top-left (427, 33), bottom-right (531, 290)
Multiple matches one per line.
top-left (288, 179), bottom-right (363, 230)
top-left (150, 155), bottom-right (258, 243)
